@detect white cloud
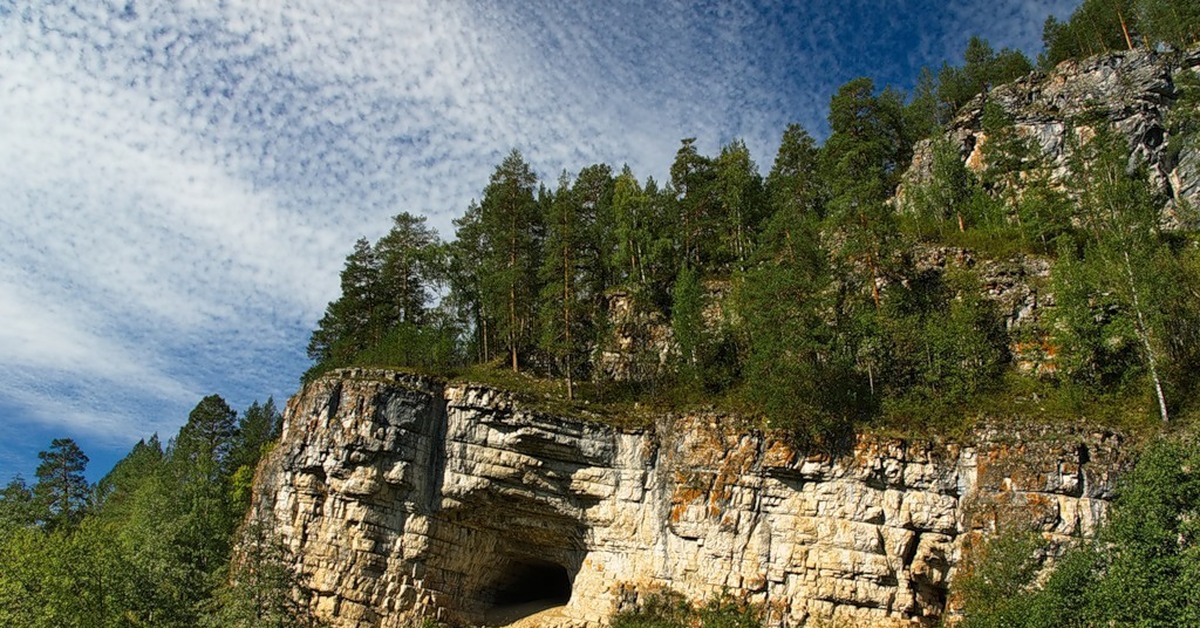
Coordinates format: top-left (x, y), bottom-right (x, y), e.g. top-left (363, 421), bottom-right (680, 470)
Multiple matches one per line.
top-left (0, 0), bottom-right (1083, 478)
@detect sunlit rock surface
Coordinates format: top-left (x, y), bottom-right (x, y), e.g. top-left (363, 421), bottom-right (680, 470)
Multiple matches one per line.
top-left (900, 46), bottom-right (1200, 225)
top-left (250, 368), bottom-right (1125, 627)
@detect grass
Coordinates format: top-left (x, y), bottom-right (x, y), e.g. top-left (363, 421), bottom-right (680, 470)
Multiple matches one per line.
top-left (896, 215), bottom-right (1054, 260)
top-left (869, 370), bottom-right (1166, 444)
top-left (316, 353), bottom-right (1180, 448)
top-left (448, 363), bottom-right (771, 431)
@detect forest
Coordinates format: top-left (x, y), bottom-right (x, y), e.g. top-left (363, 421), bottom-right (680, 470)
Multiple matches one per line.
top-left (2, 0), bottom-right (1200, 625)
top-left (305, 3), bottom-right (1200, 440)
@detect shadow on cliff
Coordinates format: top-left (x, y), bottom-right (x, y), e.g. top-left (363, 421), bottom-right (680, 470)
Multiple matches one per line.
top-left (420, 492), bottom-right (587, 625)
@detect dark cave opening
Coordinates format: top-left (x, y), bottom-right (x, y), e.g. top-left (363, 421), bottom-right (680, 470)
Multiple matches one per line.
top-left (491, 558), bottom-right (572, 607)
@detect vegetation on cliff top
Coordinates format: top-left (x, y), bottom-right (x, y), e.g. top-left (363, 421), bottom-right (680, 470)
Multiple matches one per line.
top-left (306, 24), bottom-right (1200, 442)
top-left (3, 3), bottom-right (1199, 625)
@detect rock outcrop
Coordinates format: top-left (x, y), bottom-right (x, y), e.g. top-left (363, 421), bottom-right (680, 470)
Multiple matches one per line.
top-left (900, 46), bottom-right (1200, 224)
top-left (250, 369), bottom-right (1126, 627)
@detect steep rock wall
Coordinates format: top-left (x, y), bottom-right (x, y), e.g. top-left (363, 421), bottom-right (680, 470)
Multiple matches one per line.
top-left (900, 46), bottom-right (1200, 223)
top-left (250, 369), bottom-right (1126, 627)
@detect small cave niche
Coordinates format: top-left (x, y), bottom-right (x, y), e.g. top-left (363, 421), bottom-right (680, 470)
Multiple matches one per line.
top-left (1143, 125), bottom-right (1165, 149)
top-left (491, 558), bottom-right (572, 607)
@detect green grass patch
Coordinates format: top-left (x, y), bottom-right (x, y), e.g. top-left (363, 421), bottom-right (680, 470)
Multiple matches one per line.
top-left (870, 370), bottom-right (1164, 443)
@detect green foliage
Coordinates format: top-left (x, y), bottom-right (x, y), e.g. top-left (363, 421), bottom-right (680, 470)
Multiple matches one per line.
top-left (1040, 0), bottom-right (1136, 69)
top-left (966, 436), bottom-right (1200, 626)
top-left (822, 77), bottom-right (907, 320)
top-left (612, 165), bottom-right (652, 287)
top-left (764, 124), bottom-right (824, 225)
top-left (307, 212), bottom-right (452, 379)
top-left (477, 149), bottom-right (543, 372)
top-left (902, 137), bottom-right (1002, 241)
top-left (1038, 0), bottom-right (1200, 69)
top-left (0, 392), bottom-right (313, 627)
top-left (738, 131), bottom-right (867, 438)
top-left (671, 138), bottom-right (718, 270)
top-left (200, 522), bottom-right (325, 628)
top-left (906, 66), bottom-right (943, 139)
top-left (670, 264), bottom-right (705, 388)
top-left (713, 139), bottom-right (766, 268)
top-left (1013, 175), bottom-right (1074, 254)
top-left (1167, 69), bottom-right (1200, 225)
top-left (938, 36), bottom-right (1033, 115)
top-left (956, 524), bottom-right (1048, 628)
top-left (611, 590), bottom-right (761, 628)
top-left (307, 237), bottom-right (381, 368)
top-left (0, 517), bottom-right (137, 628)
top-left (1052, 126), bottom-right (1185, 421)
top-left (877, 269), bottom-right (1009, 427)
top-left (34, 437), bottom-right (89, 529)
top-left (0, 476), bottom-right (37, 529)
top-left (1136, 0), bottom-right (1200, 49)
top-left (537, 165), bottom-right (614, 397)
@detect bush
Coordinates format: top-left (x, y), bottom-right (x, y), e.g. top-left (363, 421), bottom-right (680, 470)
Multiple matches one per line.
top-left (611, 590), bottom-right (761, 628)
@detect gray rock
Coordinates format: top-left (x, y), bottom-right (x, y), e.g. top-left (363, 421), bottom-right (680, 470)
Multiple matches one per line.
top-left (250, 369), bottom-right (1128, 627)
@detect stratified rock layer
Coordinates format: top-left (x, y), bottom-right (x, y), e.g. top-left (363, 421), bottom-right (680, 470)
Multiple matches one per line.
top-left (250, 369), bottom-right (1126, 627)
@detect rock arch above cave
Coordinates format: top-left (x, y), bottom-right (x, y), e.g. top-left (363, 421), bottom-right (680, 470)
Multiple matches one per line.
top-left (423, 492), bottom-right (588, 624)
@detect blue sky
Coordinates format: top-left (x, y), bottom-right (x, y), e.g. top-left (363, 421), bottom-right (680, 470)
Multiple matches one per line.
top-left (0, 0), bottom-right (1079, 483)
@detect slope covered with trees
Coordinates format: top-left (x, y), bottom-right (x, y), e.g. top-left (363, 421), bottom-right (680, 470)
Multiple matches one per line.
top-left (306, 19), bottom-right (1200, 442)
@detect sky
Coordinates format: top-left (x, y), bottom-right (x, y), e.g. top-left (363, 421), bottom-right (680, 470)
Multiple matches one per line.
top-left (0, 0), bottom-right (1081, 483)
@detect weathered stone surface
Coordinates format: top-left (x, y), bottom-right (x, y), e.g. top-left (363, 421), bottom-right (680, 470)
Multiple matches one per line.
top-left (250, 369), bottom-right (1127, 627)
top-left (899, 46), bottom-right (1200, 225)
top-left (594, 290), bottom-right (672, 383)
top-left (912, 245), bottom-right (1057, 374)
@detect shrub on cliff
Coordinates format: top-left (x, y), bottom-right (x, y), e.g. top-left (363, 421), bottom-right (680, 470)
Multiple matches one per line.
top-left (961, 435), bottom-right (1200, 626)
top-left (611, 590), bottom-right (761, 628)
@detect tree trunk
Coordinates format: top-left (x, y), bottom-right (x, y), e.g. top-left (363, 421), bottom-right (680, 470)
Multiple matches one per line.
top-left (564, 241), bottom-right (574, 400)
top-left (1118, 9), bottom-right (1134, 51)
top-left (510, 280), bottom-right (518, 372)
top-left (1124, 251), bottom-right (1169, 422)
top-left (510, 214), bottom-right (519, 372)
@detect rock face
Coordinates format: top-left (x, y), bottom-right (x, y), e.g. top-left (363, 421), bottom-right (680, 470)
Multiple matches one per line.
top-left (900, 46), bottom-right (1200, 223)
top-left (594, 291), bottom-right (672, 383)
top-left (250, 369), bottom-right (1126, 627)
top-left (912, 246), bottom-right (1056, 374)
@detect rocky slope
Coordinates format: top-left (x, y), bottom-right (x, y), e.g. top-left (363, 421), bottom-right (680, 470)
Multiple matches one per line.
top-left (901, 46), bottom-right (1200, 223)
top-left (249, 369), bottom-right (1126, 627)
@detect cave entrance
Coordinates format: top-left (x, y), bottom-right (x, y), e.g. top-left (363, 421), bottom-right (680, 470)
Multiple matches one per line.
top-left (484, 558), bottom-right (573, 625)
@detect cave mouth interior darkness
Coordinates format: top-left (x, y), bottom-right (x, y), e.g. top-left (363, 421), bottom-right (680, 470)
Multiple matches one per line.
top-left (491, 558), bottom-right (572, 607)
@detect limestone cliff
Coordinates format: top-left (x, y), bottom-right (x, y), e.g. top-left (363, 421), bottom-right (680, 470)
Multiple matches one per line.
top-left (250, 369), bottom-right (1125, 627)
top-left (900, 46), bottom-right (1200, 223)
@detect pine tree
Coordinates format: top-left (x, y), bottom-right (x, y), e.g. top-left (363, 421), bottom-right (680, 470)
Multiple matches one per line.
top-left (375, 213), bottom-right (442, 327)
top-left (765, 124), bottom-right (824, 226)
top-left (306, 238), bottom-right (381, 371)
top-left (479, 150), bottom-right (542, 372)
top-left (670, 138), bottom-right (717, 270)
top-left (0, 476), bottom-right (37, 529)
top-left (713, 139), bottom-right (765, 268)
top-left (34, 438), bottom-right (89, 529)
top-left (823, 78), bottom-right (906, 311)
top-left (450, 201), bottom-right (492, 363)
top-left (612, 165), bottom-right (650, 288)
top-left (539, 173), bottom-right (588, 399)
